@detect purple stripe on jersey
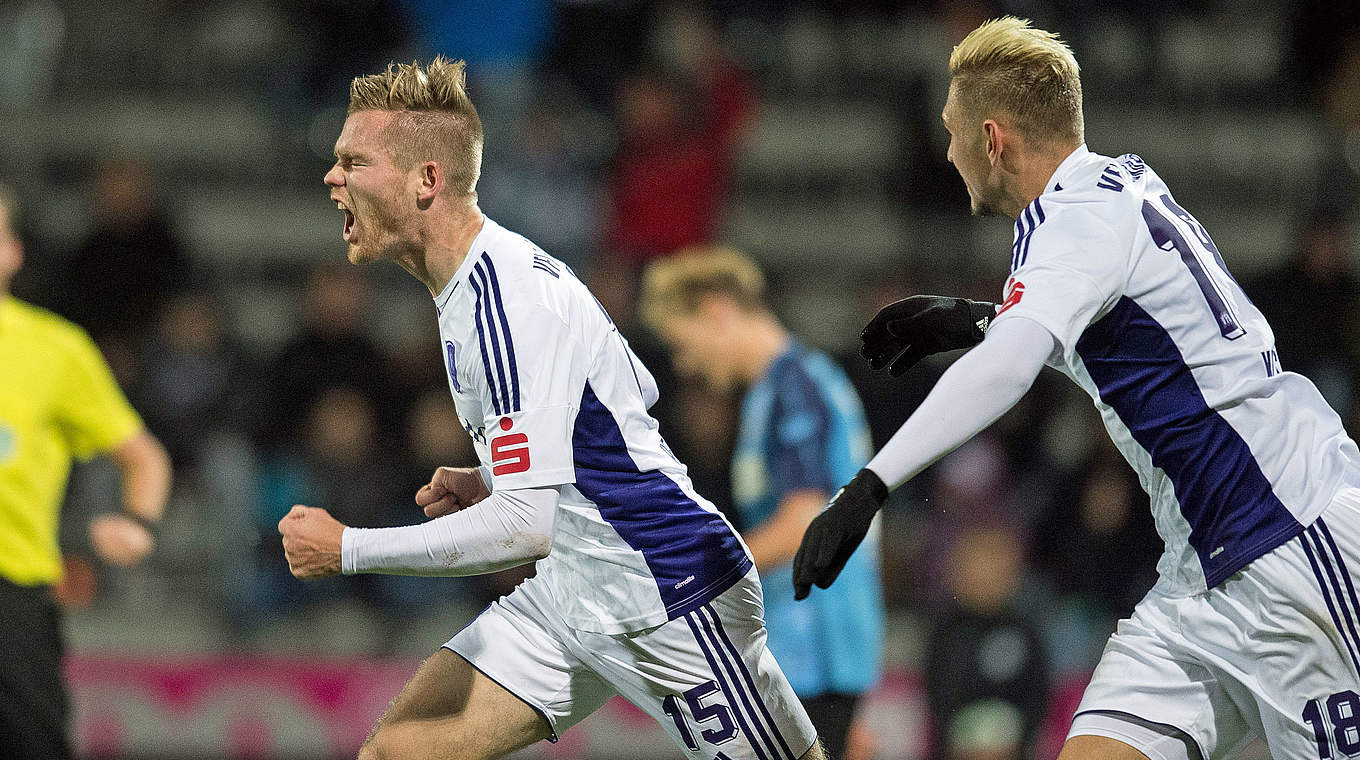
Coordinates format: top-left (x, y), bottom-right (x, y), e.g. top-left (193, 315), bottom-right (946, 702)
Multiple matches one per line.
top-left (703, 605), bottom-right (796, 760)
top-left (685, 612), bottom-right (770, 760)
top-left (480, 253), bottom-right (521, 412)
top-left (468, 273), bottom-right (503, 415)
top-left (1075, 297), bottom-right (1304, 588)
top-left (1019, 206), bottom-right (1037, 268)
top-left (572, 382), bottom-right (751, 617)
top-left (1301, 527), bottom-right (1360, 676)
top-left (472, 264), bottom-right (513, 415)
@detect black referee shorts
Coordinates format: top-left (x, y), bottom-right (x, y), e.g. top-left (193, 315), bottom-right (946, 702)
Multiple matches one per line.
top-left (0, 576), bottom-right (71, 760)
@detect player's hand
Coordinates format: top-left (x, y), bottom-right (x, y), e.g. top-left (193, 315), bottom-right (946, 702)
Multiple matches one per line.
top-left (416, 466), bottom-right (491, 518)
top-left (89, 514), bottom-right (155, 568)
top-left (278, 505), bottom-right (346, 579)
top-left (793, 469), bottom-right (888, 600)
top-left (861, 295), bottom-right (996, 377)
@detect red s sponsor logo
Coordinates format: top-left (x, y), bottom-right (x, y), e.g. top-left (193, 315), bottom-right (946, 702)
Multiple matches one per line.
top-left (998, 278), bottom-right (1025, 315)
top-left (491, 417), bottom-right (531, 475)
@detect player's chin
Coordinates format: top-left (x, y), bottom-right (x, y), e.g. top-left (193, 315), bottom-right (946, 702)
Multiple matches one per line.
top-left (346, 243), bottom-right (376, 265)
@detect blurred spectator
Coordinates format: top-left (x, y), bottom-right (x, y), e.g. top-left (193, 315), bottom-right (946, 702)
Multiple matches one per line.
top-left (924, 525), bottom-right (1050, 760)
top-left (1034, 454), bottom-right (1161, 618)
top-left (260, 262), bottom-right (397, 449)
top-left (1246, 213), bottom-right (1359, 416)
top-left (478, 85), bottom-right (606, 273)
top-left (604, 2), bottom-right (755, 286)
top-left (132, 289), bottom-right (255, 468)
top-left (244, 385), bottom-right (408, 624)
top-left (58, 156), bottom-right (191, 381)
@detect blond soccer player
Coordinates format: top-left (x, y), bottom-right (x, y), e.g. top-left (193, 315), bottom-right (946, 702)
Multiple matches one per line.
top-left (793, 17), bottom-right (1360, 760)
top-left (278, 59), bottom-right (826, 760)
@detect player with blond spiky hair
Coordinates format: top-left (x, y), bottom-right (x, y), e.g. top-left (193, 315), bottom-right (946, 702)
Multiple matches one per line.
top-left (278, 58), bottom-right (826, 760)
top-left (795, 16), bottom-right (1360, 760)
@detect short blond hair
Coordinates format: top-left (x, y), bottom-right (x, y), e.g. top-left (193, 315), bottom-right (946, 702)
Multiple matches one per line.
top-left (640, 246), bottom-right (767, 333)
top-left (348, 57), bottom-right (483, 196)
top-left (949, 17), bottom-right (1083, 147)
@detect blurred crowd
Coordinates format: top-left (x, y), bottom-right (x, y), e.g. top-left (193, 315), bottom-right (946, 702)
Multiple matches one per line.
top-left (2, 1), bottom-right (1359, 758)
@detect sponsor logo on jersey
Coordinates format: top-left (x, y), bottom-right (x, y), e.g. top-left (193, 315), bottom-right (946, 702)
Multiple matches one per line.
top-left (491, 416), bottom-right (531, 475)
top-left (998, 278), bottom-right (1025, 315)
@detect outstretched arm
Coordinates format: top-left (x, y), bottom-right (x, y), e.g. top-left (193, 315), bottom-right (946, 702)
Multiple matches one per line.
top-left (280, 486), bottom-right (558, 579)
top-left (793, 316), bottom-right (1056, 598)
top-left (865, 316), bottom-right (1056, 488)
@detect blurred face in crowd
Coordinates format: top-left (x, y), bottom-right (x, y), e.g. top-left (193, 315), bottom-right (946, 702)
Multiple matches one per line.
top-left (656, 297), bottom-right (747, 393)
top-left (943, 83), bottom-right (1007, 218)
top-left (324, 110), bottom-right (421, 266)
top-left (0, 201), bottom-right (22, 292)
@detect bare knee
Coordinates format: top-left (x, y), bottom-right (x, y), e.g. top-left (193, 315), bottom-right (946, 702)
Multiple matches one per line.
top-left (799, 737), bottom-right (828, 760)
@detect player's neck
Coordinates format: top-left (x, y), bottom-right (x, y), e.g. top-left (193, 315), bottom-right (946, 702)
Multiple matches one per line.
top-left (1005, 144), bottom-right (1075, 220)
top-left (740, 314), bottom-right (791, 383)
top-left (398, 205), bottom-right (485, 296)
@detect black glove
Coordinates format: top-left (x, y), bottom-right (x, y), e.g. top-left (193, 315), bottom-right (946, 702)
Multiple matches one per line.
top-left (793, 469), bottom-right (889, 600)
top-left (860, 295), bottom-right (997, 377)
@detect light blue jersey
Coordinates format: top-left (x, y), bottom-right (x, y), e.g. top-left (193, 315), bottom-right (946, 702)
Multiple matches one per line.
top-left (733, 341), bottom-right (883, 697)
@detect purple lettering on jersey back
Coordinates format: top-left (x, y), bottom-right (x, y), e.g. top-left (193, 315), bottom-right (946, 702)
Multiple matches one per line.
top-left (1141, 197), bottom-right (1247, 340)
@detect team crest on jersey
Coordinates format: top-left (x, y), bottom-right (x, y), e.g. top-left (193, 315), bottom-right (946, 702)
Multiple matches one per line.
top-left (444, 340), bottom-right (461, 392)
top-left (998, 278), bottom-right (1025, 315)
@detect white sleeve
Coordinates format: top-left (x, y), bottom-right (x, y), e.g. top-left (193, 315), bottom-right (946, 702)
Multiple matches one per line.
top-left (475, 302), bottom-right (590, 491)
top-left (990, 204), bottom-right (1127, 355)
top-left (865, 317), bottom-right (1057, 489)
top-left (340, 486), bottom-right (558, 576)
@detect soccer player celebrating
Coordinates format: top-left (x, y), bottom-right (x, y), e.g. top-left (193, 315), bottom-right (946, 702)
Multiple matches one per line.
top-left (278, 59), bottom-right (824, 760)
top-left (793, 16), bottom-right (1360, 760)
top-left (641, 246), bottom-right (884, 760)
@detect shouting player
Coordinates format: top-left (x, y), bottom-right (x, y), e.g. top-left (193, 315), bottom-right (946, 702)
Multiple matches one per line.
top-left (793, 16), bottom-right (1360, 760)
top-left (277, 58), bottom-right (824, 760)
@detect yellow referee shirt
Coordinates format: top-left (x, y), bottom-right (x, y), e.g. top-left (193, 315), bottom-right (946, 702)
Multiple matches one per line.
top-left (0, 295), bottom-right (142, 585)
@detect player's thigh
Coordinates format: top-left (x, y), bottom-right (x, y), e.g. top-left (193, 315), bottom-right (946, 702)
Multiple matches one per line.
top-left (1057, 734), bottom-right (1151, 760)
top-left (580, 572), bottom-right (818, 760)
top-left (361, 648), bottom-right (549, 760)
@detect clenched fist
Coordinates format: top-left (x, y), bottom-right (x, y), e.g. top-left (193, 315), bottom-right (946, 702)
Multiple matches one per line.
top-left (278, 505), bottom-right (346, 579)
top-left (415, 466), bottom-right (491, 518)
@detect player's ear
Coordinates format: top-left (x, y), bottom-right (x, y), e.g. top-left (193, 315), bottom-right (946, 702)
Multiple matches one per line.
top-left (982, 119), bottom-right (1004, 167)
top-left (416, 161), bottom-right (443, 204)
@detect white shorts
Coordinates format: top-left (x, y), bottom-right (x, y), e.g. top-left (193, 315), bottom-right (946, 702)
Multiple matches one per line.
top-left (1070, 489), bottom-right (1360, 759)
top-left (446, 567), bottom-right (817, 760)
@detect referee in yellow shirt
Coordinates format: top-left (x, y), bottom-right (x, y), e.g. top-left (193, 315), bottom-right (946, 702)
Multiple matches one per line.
top-left (0, 183), bottom-right (172, 759)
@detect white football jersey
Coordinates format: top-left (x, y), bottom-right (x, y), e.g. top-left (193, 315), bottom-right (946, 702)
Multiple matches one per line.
top-left (992, 145), bottom-right (1360, 595)
top-left (433, 216), bottom-right (751, 634)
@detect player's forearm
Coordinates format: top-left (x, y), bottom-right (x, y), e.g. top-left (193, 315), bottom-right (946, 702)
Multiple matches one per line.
top-left (112, 430), bottom-right (173, 523)
top-left (341, 486), bottom-right (558, 576)
top-left (866, 317), bottom-right (1055, 489)
top-left (745, 490), bottom-right (826, 572)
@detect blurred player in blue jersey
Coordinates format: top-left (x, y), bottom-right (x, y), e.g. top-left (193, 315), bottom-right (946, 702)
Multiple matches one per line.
top-left (642, 247), bottom-right (884, 760)
top-left (794, 16), bottom-right (1360, 760)
top-left (276, 58), bottom-right (824, 760)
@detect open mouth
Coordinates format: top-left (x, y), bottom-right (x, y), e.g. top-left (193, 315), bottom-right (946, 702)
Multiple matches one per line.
top-left (336, 200), bottom-right (356, 242)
